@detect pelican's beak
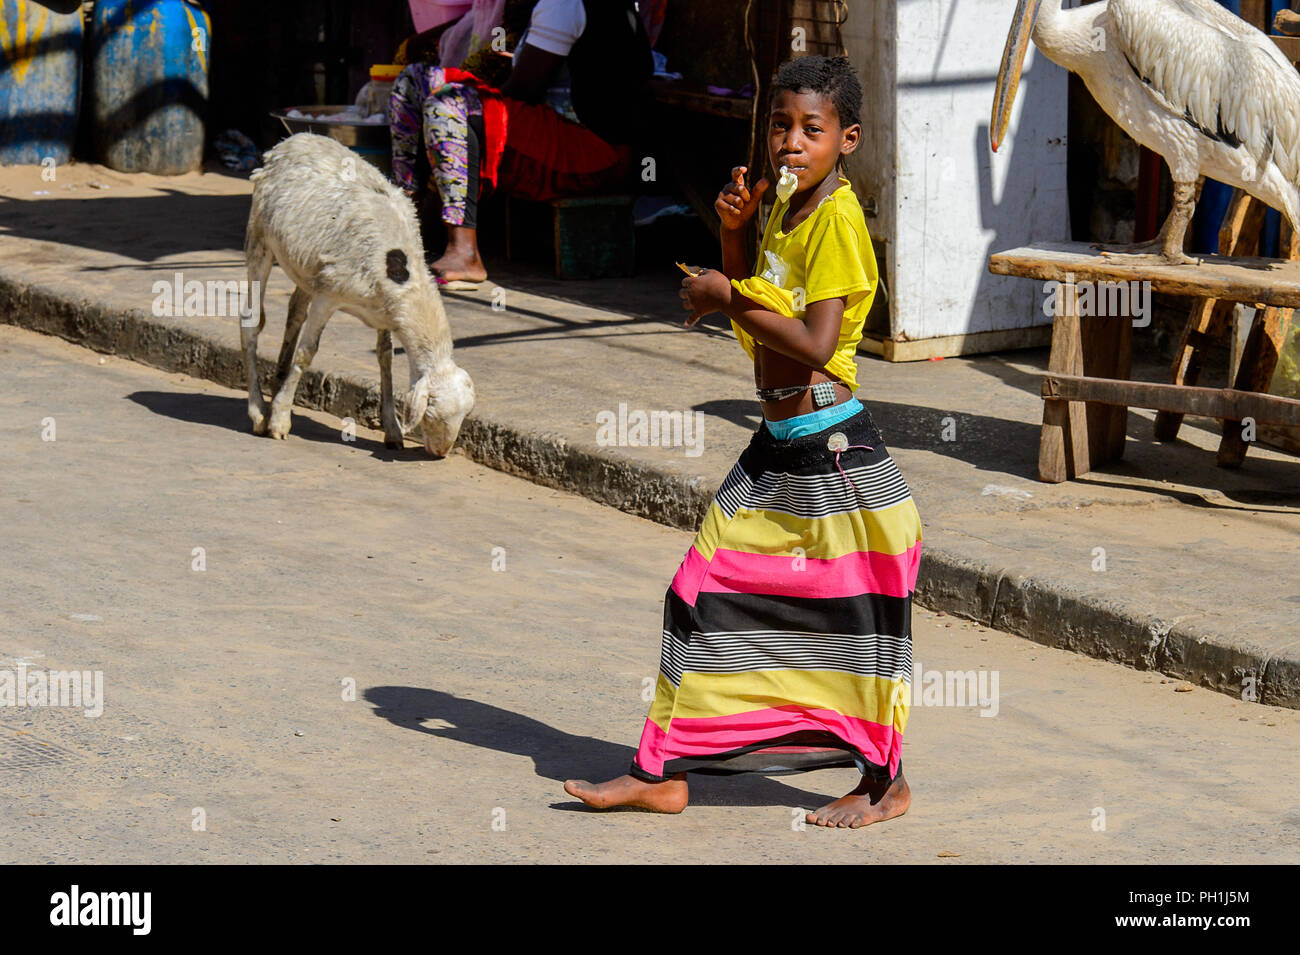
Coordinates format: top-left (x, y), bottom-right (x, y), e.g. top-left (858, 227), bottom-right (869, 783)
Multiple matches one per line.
top-left (991, 0), bottom-right (1043, 152)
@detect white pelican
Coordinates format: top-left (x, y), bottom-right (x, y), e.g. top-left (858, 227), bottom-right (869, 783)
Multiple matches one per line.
top-left (992, 0), bottom-right (1300, 264)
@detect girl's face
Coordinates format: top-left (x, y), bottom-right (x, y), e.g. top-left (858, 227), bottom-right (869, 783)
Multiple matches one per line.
top-left (767, 89), bottom-right (860, 195)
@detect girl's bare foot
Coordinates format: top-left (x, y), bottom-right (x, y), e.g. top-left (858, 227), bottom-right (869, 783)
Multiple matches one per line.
top-left (564, 773), bottom-right (688, 813)
top-left (807, 771), bottom-right (910, 829)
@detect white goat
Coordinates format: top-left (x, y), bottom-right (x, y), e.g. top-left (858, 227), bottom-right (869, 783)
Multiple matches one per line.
top-left (242, 133), bottom-right (475, 456)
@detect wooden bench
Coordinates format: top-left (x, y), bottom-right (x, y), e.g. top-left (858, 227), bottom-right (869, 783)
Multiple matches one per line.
top-left (989, 240), bottom-right (1300, 482)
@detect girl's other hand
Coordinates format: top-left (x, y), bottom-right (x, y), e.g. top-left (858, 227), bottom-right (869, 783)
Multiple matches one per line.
top-left (715, 166), bottom-right (769, 233)
top-left (680, 268), bottom-right (732, 327)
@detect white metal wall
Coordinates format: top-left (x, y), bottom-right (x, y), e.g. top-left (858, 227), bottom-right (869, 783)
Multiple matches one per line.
top-left (843, 0), bottom-right (1071, 343)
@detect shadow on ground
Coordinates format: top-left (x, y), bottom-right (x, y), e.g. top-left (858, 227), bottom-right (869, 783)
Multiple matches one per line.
top-left (365, 685), bottom-right (840, 810)
top-left (126, 390), bottom-right (419, 461)
top-left (0, 192), bottom-right (251, 261)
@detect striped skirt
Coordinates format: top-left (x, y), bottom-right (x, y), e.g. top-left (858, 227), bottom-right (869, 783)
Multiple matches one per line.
top-left (631, 400), bottom-right (922, 782)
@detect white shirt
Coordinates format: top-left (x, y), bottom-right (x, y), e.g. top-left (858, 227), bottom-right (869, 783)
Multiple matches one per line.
top-left (519, 0), bottom-right (586, 57)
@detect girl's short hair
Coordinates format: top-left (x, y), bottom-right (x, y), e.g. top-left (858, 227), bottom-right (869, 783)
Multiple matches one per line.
top-left (770, 55), bottom-right (863, 130)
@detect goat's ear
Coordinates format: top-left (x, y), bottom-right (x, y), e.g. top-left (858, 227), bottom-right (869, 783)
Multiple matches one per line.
top-left (402, 377), bottom-right (431, 433)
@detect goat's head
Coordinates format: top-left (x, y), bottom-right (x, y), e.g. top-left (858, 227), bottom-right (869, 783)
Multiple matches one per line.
top-left (404, 364), bottom-right (476, 457)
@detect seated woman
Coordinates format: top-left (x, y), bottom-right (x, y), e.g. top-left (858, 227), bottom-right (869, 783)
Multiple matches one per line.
top-left (389, 0), bottom-right (652, 286)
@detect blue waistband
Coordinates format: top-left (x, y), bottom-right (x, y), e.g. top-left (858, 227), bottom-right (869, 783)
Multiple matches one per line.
top-left (763, 397), bottom-right (863, 440)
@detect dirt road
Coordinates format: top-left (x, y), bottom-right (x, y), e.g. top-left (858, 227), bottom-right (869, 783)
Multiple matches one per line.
top-left (1, 324), bottom-right (1296, 864)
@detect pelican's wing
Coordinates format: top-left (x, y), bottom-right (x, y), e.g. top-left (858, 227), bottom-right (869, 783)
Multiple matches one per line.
top-left (1110, 0), bottom-right (1300, 183)
top-left (1166, 0), bottom-right (1299, 73)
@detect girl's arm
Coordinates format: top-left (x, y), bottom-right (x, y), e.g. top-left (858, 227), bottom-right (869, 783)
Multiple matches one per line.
top-left (720, 230), bottom-right (751, 281)
top-left (681, 269), bottom-right (843, 369)
top-left (726, 292), bottom-right (844, 369)
top-left (499, 43), bottom-right (564, 102)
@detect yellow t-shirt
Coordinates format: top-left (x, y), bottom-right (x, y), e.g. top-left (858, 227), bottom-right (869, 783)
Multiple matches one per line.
top-left (730, 176), bottom-right (878, 392)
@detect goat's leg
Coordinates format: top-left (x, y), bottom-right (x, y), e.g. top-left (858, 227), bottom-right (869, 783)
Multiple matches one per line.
top-left (377, 329), bottom-right (404, 448)
top-left (274, 287), bottom-right (311, 393)
top-left (267, 296), bottom-right (333, 440)
top-left (242, 228), bottom-right (274, 434)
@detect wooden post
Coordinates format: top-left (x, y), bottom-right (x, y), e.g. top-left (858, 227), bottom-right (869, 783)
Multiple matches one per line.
top-left (1154, 191), bottom-right (1265, 441)
top-left (1039, 292), bottom-right (1085, 483)
top-left (1038, 277), bottom-right (1131, 481)
top-left (1217, 225), bottom-right (1300, 467)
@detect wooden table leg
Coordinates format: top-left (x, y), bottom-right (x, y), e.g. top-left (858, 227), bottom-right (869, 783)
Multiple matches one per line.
top-left (1155, 191), bottom-right (1264, 442)
top-left (1154, 298), bottom-right (1236, 440)
top-left (1090, 299), bottom-right (1132, 463)
top-left (1217, 223), bottom-right (1299, 467)
top-left (1039, 280), bottom-right (1133, 482)
top-left (1039, 295), bottom-right (1084, 482)
top-left (1217, 305), bottom-right (1290, 467)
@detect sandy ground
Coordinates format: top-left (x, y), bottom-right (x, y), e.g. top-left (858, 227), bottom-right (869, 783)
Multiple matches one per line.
top-left (1, 324), bottom-right (1297, 864)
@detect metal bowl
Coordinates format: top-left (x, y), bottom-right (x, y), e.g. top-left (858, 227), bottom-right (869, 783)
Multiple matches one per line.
top-left (270, 106), bottom-right (392, 176)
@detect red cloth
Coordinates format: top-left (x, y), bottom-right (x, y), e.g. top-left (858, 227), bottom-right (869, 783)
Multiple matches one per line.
top-left (438, 69), bottom-right (630, 201)
top-left (495, 96), bottom-right (631, 202)
top-left (442, 67), bottom-right (509, 188)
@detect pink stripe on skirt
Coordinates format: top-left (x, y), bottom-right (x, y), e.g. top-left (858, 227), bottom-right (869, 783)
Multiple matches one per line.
top-left (635, 706), bottom-right (901, 779)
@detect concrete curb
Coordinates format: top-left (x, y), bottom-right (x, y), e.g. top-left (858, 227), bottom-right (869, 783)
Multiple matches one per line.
top-left (2, 272), bottom-right (1292, 709)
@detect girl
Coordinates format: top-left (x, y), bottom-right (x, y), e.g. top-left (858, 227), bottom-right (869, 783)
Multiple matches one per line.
top-left (565, 56), bottom-right (924, 829)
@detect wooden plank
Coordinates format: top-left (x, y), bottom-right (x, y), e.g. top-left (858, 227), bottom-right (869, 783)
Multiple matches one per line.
top-left (989, 242), bottom-right (1300, 308)
top-left (1089, 295), bottom-right (1131, 462)
top-left (1038, 299), bottom-right (1089, 483)
top-left (1242, 0), bottom-right (1266, 31)
top-left (1259, 423), bottom-right (1300, 455)
top-left (647, 80), bottom-right (754, 120)
top-left (1272, 35), bottom-right (1300, 63)
top-left (861, 324), bottom-right (1052, 362)
top-left (1218, 221), bottom-right (1300, 465)
top-left (858, 335), bottom-right (885, 358)
top-left (1042, 374), bottom-right (1300, 426)
top-left (1039, 396), bottom-right (1073, 484)
top-left (1218, 306), bottom-right (1290, 465)
top-left (1152, 299), bottom-right (1232, 442)
top-left (1035, 277), bottom-right (1132, 482)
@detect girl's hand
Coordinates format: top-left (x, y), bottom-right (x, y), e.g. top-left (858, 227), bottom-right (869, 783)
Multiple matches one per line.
top-left (680, 268), bottom-right (732, 327)
top-left (715, 166), bottom-right (769, 233)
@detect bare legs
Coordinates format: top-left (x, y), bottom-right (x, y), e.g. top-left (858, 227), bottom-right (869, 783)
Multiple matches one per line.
top-left (564, 769), bottom-right (911, 829)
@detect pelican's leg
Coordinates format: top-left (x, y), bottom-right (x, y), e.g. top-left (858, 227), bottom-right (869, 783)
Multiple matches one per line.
top-left (1156, 181), bottom-right (1201, 266)
top-left (1097, 181), bottom-right (1201, 266)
